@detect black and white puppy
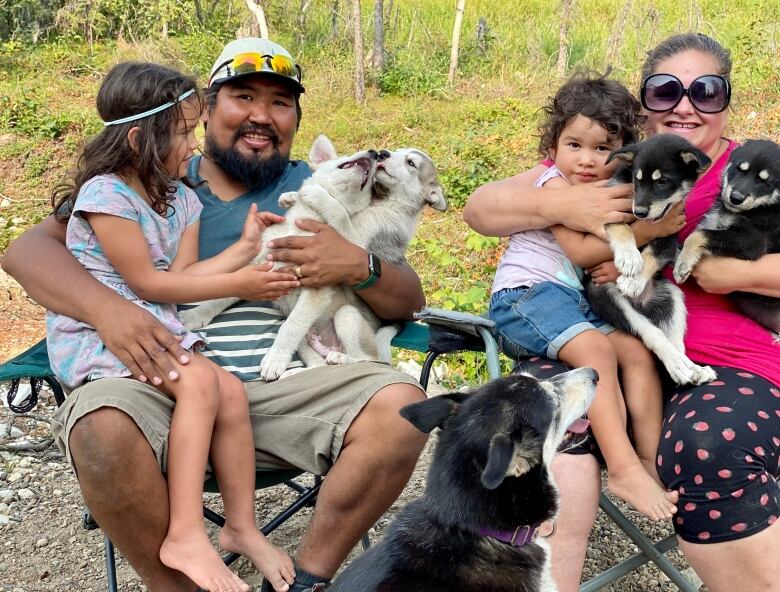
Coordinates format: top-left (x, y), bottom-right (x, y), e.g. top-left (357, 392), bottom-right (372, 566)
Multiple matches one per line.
top-left (674, 139), bottom-right (780, 333)
top-left (586, 134), bottom-right (717, 385)
top-left (329, 367), bottom-right (598, 592)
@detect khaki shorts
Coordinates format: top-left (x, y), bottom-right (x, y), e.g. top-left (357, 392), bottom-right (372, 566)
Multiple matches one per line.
top-left (51, 361), bottom-right (422, 476)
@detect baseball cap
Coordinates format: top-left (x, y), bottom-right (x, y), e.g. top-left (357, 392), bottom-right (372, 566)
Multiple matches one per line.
top-left (208, 37), bottom-right (304, 93)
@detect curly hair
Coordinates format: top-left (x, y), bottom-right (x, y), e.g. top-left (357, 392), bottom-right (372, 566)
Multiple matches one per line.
top-left (52, 62), bottom-right (203, 220)
top-left (538, 73), bottom-right (645, 158)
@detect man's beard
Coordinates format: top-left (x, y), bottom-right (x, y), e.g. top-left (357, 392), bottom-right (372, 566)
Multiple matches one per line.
top-left (204, 125), bottom-right (289, 190)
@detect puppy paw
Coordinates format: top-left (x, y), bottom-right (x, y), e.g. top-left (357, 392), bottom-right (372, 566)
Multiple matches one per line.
top-left (278, 191), bottom-right (298, 209)
top-left (673, 259), bottom-right (693, 284)
top-left (614, 247), bottom-right (643, 277)
top-left (260, 353), bottom-right (292, 381)
top-left (664, 358), bottom-right (698, 385)
top-left (690, 365), bottom-right (718, 385)
top-left (325, 351), bottom-right (350, 365)
top-left (178, 309), bottom-right (208, 330)
top-left (616, 274), bottom-right (647, 298)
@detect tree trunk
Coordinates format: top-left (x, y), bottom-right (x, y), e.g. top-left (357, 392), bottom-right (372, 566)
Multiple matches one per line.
top-left (448, 0), bottom-right (466, 84)
top-left (557, 0), bottom-right (574, 77)
top-left (244, 0), bottom-right (269, 39)
top-left (298, 0), bottom-right (312, 47)
top-left (372, 0), bottom-right (385, 75)
top-left (331, 0), bottom-right (340, 38)
top-left (353, 0), bottom-right (365, 102)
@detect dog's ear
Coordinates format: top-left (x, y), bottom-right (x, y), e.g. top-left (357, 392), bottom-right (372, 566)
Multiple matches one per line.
top-left (308, 134), bottom-right (338, 168)
top-left (606, 144), bottom-right (638, 165)
top-left (426, 184), bottom-right (448, 212)
top-left (400, 392), bottom-right (468, 433)
top-left (482, 433), bottom-right (527, 489)
top-left (679, 147), bottom-right (711, 174)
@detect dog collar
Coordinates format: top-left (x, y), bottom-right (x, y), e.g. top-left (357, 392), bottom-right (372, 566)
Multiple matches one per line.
top-left (478, 519), bottom-right (555, 547)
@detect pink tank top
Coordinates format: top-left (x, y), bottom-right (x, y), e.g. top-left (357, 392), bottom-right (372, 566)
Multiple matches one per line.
top-left (673, 140), bottom-right (779, 386)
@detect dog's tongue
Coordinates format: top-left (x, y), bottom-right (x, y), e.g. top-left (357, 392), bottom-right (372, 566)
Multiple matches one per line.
top-left (567, 418), bottom-right (590, 434)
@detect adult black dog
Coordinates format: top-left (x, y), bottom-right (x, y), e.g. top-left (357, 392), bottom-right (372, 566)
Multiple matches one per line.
top-left (329, 367), bottom-right (598, 592)
top-left (674, 138), bottom-right (780, 333)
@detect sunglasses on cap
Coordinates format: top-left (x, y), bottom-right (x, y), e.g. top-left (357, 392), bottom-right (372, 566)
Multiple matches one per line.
top-left (640, 73), bottom-right (731, 114)
top-left (209, 52), bottom-right (302, 87)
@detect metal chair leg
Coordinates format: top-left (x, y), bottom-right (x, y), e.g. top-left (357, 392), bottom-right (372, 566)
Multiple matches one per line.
top-left (104, 536), bottom-right (118, 592)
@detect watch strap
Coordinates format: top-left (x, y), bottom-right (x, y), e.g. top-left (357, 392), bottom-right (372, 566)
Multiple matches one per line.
top-left (351, 253), bottom-right (381, 291)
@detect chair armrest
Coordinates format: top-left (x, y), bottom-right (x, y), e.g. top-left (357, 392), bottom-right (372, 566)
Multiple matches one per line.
top-left (413, 307), bottom-right (495, 337)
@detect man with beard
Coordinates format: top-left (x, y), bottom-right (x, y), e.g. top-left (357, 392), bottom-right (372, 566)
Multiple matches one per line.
top-left (2, 38), bottom-right (428, 592)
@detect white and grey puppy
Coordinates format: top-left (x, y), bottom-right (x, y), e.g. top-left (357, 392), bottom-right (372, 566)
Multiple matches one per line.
top-left (179, 135), bottom-right (379, 380)
top-left (286, 148), bottom-right (447, 365)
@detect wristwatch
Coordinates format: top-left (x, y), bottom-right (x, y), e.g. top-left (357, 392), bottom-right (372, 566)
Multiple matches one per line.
top-left (351, 253), bottom-right (382, 291)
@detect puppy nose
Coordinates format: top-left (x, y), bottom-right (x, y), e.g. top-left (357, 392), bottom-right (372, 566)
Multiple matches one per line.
top-left (730, 190), bottom-right (746, 204)
top-left (378, 150), bottom-right (391, 160)
top-left (368, 149), bottom-right (379, 159)
top-left (634, 206), bottom-right (649, 219)
top-left (591, 370), bottom-right (600, 384)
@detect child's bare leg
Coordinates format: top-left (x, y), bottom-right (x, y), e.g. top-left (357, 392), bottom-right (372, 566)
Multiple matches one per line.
top-left (208, 366), bottom-right (295, 591)
top-left (610, 331), bottom-right (665, 485)
top-left (558, 330), bottom-right (678, 521)
top-left (156, 355), bottom-right (249, 592)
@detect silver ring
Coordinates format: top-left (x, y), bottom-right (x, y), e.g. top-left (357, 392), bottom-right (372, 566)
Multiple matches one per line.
top-left (295, 266), bottom-right (303, 278)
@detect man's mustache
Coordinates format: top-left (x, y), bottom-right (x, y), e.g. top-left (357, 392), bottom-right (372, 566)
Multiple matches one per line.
top-left (234, 124), bottom-right (279, 148)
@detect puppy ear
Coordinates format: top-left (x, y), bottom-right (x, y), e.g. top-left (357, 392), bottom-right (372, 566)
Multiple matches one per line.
top-left (426, 185), bottom-right (448, 212)
top-left (679, 147), bottom-right (711, 173)
top-left (309, 134), bottom-right (338, 167)
top-left (400, 392), bottom-right (468, 433)
top-left (481, 433), bottom-right (516, 489)
top-left (606, 144), bottom-right (637, 165)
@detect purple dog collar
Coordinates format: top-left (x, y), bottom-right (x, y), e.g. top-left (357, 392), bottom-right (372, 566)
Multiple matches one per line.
top-left (478, 519), bottom-right (556, 547)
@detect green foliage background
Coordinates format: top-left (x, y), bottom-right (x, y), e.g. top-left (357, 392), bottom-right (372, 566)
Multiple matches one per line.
top-left (0, 0), bottom-right (778, 382)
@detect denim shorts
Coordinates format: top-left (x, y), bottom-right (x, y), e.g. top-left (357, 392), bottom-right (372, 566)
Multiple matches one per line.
top-left (489, 281), bottom-right (614, 360)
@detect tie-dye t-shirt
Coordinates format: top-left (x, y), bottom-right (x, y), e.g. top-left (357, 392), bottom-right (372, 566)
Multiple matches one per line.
top-left (46, 175), bottom-right (204, 389)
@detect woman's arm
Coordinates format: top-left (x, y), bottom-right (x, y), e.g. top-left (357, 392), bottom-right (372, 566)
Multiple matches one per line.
top-left (463, 166), bottom-right (635, 238)
top-left (1, 215), bottom-right (190, 382)
top-left (692, 253), bottom-right (780, 297)
top-left (87, 213), bottom-right (298, 304)
top-left (266, 219), bottom-right (425, 321)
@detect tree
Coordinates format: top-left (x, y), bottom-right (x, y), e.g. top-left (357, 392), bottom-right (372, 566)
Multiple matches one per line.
top-left (244, 0), bottom-right (269, 39)
top-left (448, 0), bottom-right (466, 84)
top-left (372, 0), bottom-right (385, 75)
top-left (353, 0), bottom-right (365, 102)
top-left (557, 0), bottom-right (574, 77)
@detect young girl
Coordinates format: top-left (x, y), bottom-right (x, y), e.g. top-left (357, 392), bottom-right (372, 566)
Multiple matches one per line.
top-left (46, 62), bottom-right (300, 592)
top-left (489, 74), bottom-right (684, 521)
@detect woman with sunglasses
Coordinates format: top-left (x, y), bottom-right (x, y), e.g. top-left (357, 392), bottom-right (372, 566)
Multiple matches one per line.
top-left (465, 33), bottom-right (779, 592)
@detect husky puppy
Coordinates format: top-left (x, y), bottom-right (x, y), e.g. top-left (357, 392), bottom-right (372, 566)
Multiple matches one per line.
top-left (328, 367), bottom-right (598, 592)
top-left (179, 135), bottom-right (379, 380)
top-left (586, 135), bottom-right (717, 385)
top-left (674, 139), bottom-right (780, 333)
top-left (287, 148), bottom-right (447, 364)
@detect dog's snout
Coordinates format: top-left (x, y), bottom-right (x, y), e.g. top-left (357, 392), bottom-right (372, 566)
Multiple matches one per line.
top-left (633, 206), bottom-right (649, 219)
top-left (591, 370), bottom-right (599, 385)
top-left (729, 190), bottom-right (747, 205)
top-left (377, 150), bottom-right (391, 160)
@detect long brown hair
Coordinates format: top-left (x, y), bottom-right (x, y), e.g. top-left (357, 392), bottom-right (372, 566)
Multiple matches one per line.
top-left (52, 62), bottom-right (203, 220)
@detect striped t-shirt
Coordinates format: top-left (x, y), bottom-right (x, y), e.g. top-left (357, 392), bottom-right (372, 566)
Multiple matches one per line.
top-left (183, 156), bottom-right (313, 380)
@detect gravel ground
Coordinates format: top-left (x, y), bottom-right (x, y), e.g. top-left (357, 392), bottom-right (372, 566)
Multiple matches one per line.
top-left (0, 385), bottom-right (704, 592)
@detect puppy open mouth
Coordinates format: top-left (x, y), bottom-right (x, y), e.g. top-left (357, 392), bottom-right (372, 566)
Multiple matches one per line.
top-left (566, 417), bottom-right (590, 434)
top-left (649, 202), bottom-right (673, 223)
top-left (338, 157), bottom-right (373, 190)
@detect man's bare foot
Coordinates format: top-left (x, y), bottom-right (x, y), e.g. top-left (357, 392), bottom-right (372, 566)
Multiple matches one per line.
top-left (219, 523), bottom-right (295, 592)
top-left (160, 531), bottom-right (249, 592)
top-left (608, 464), bottom-right (679, 521)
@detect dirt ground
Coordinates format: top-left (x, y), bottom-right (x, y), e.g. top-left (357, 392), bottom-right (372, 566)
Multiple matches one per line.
top-left (0, 270), bottom-right (695, 591)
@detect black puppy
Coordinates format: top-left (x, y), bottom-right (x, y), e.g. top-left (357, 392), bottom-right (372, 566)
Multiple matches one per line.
top-left (674, 139), bottom-right (780, 333)
top-left (585, 134), bottom-right (717, 385)
top-left (329, 367), bottom-right (598, 592)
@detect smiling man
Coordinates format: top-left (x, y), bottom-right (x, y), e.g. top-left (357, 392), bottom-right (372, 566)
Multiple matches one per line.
top-left (3, 38), bottom-right (428, 592)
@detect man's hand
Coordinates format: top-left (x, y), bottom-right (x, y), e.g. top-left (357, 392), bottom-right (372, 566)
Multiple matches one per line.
top-left (586, 260), bottom-right (620, 284)
top-left (554, 181), bottom-right (634, 240)
top-left (266, 219), bottom-right (366, 288)
top-left (231, 261), bottom-right (300, 300)
top-left (92, 299), bottom-right (191, 385)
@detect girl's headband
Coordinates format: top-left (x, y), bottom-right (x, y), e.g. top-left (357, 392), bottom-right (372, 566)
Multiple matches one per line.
top-left (103, 88), bottom-right (196, 127)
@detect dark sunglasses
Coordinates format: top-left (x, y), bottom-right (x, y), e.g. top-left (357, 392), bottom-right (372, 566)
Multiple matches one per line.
top-left (640, 73), bottom-right (731, 114)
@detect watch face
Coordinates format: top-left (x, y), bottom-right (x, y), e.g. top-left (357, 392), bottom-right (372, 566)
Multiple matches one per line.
top-left (369, 253), bottom-right (382, 277)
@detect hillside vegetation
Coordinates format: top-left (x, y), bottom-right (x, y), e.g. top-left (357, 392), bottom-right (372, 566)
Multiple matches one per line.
top-left (1, 0), bottom-right (778, 380)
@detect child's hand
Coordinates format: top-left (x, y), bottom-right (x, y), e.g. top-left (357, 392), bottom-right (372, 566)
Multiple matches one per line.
top-left (239, 204), bottom-right (285, 257)
top-left (586, 260), bottom-right (620, 284)
top-left (633, 201), bottom-right (686, 240)
top-left (232, 261), bottom-right (300, 301)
